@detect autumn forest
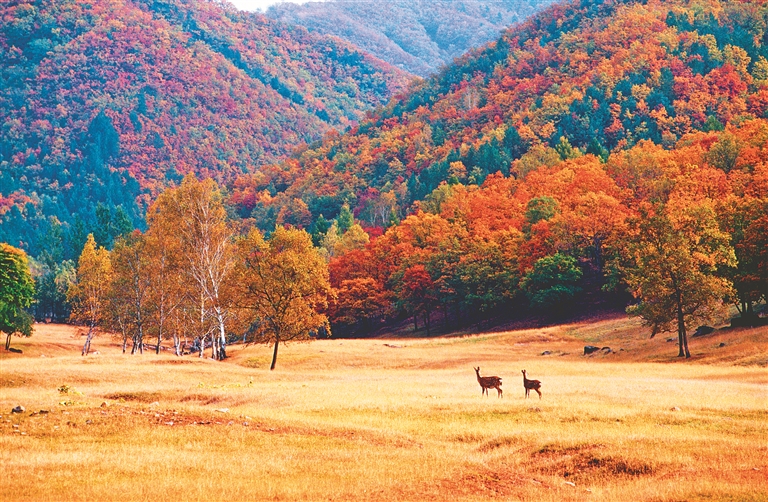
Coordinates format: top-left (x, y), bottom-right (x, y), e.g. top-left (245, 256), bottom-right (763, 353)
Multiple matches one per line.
top-left (2, 0), bottom-right (768, 361)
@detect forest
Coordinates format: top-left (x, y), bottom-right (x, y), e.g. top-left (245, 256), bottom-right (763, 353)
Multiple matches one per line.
top-left (0, 0), bottom-right (410, 260)
top-left (1, 0), bottom-right (767, 356)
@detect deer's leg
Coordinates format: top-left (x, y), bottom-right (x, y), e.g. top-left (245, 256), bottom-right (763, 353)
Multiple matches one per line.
top-left (536, 388), bottom-right (542, 399)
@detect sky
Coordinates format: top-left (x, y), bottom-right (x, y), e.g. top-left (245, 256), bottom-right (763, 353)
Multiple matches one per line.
top-left (229, 0), bottom-right (317, 12)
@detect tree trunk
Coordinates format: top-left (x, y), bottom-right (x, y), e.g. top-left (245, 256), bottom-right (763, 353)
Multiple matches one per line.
top-left (82, 325), bottom-right (94, 356)
top-left (676, 296), bottom-right (690, 358)
top-left (216, 309), bottom-right (227, 360)
top-left (270, 336), bottom-right (280, 371)
top-left (5, 334), bottom-right (10, 351)
top-left (413, 314), bottom-right (418, 331)
top-left (425, 309), bottom-right (431, 336)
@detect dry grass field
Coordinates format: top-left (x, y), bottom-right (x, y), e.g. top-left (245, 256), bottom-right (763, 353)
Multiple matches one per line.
top-left (1, 318), bottom-right (766, 501)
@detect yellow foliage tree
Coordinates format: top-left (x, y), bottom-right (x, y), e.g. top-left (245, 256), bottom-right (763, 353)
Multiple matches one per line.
top-left (233, 227), bottom-right (332, 370)
top-left (67, 234), bottom-right (112, 356)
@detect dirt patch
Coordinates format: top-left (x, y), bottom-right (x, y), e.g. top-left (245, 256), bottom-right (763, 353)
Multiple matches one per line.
top-left (432, 464), bottom-right (547, 499)
top-left (533, 443), bottom-right (653, 480)
top-left (477, 435), bottom-right (528, 453)
top-left (179, 393), bottom-right (226, 405)
top-left (103, 391), bottom-right (164, 403)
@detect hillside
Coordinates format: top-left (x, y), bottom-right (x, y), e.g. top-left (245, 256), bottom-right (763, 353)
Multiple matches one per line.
top-left (0, 0), bottom-right (411, 257)
top-left (266, 0), bottom-right (554, 76)
top-left (240, 0), bottom-right (768, 222)
top-left (231, 0), bottom-right (768, 335)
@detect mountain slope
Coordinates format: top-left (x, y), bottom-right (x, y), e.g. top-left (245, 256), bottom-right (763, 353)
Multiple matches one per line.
top-left (0, 0), bottom-right (410, 256)
top-left (235, 0), bottom-right (768, 228)
top-left (267, 0), bottom-right (554, 76)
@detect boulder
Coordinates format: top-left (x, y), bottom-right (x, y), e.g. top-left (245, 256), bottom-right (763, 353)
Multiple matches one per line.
top-left (11, 406), bottom-right (25, 414)
top-left (692, 325), bottom-right (715, 337)
top-left (583, 345), bottom-right (600, 355)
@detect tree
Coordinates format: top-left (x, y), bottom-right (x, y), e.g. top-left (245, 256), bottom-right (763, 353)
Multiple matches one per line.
top-left (718, 197), bottom-right (768, 321)
top-left (67, 234), bottom-right (112, 356)
top-left (330, 277), bottom-right (392, 333)
top-left (144, 212), bottom-right (190, 356)
top-left (0, 244), bottom-right (36, 351)
top-left (520, 253), bottom-right (583, 312)
top-left (619, 199), bottom-right (735, 358)
top-left (233, 227), bottom-right (332, 370)
top-left (109, 232), bottom-right (153, 354)
top-left (394, 264), bottom-right (438, 334)
top-left (152, 176), bottom-right (234, 360)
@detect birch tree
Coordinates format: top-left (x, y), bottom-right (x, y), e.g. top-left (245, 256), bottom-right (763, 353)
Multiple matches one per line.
top-left (152, 176), bottom-right (234, 360)
top-left (145, 205), bottom-right (190, 356)
top-left (110, 232), bottom-right (153, 354)
top-left (68, 234), bottom-right (111, 356)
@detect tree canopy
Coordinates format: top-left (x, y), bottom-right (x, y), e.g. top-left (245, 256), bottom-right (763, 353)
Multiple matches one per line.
top-left (0, 243), bottom-right (36, 350)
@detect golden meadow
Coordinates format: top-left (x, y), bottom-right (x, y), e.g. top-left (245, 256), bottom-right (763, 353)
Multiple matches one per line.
top-left (1, 318), bottom-right (766, 502)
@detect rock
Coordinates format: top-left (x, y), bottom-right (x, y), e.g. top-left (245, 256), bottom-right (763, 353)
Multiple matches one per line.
top-left (670, 406), bottom-right (681, 412)
top-left (100, 401), bottom-right (110, 408)
top-left (584, 345), bottom-right (600, 355)
top-left (11, 406), bottom-right (25, 414)
top-left (149, 401), bottom-right (160, 407)
top-left (541, 350), bottom-right (552, 356)
top-left (666, 338), bottom-right (676, 343)
top-left (601, 347), bottom-right (612, 353)
top-left (692, 325), bottom-right (715, 337)
top-left (718, 342), bottom-right (726, 348)
top-left (215, 408), bottom-right (229, 413)
top-left (564, 481), bottom-right (576, 487)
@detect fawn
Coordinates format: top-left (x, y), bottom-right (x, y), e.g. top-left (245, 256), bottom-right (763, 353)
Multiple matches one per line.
top-left (522, 370), bottom-right (542, 399)
top-left (474, 367), bottom-right (503, 398)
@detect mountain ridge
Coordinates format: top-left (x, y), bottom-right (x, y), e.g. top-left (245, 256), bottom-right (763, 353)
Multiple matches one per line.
top-left (0, 0), bottom-right (412, 256)
top-left (267, 0), bottom-right (555, 76)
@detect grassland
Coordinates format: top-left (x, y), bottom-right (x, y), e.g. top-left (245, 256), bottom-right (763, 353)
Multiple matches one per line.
top-left (1, 318), bottom-right (766, 501)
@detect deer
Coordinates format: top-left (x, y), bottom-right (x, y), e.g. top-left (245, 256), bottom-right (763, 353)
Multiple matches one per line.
top-left (522, 370), bottom-right (542, 399)
top-left (474, 367), bottom-right (503, 398)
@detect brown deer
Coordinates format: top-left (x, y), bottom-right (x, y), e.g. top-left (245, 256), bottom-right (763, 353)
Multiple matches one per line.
top-left (522, 370), bottom-right (542, 399)
top-left (474, 367), bottom-right (503, 398)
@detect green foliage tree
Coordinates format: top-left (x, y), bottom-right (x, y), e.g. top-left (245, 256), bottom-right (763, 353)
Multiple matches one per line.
top-left (521, 253), bottom-right (583, 312)
top-left (0, 244), bottom-right (36, 350)
top-left (336, 203), bottom-right (355, 234)
top-left (525, 196), bottom-right (559, 228)
top-left (620, 200), bottom-right (735, 358)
